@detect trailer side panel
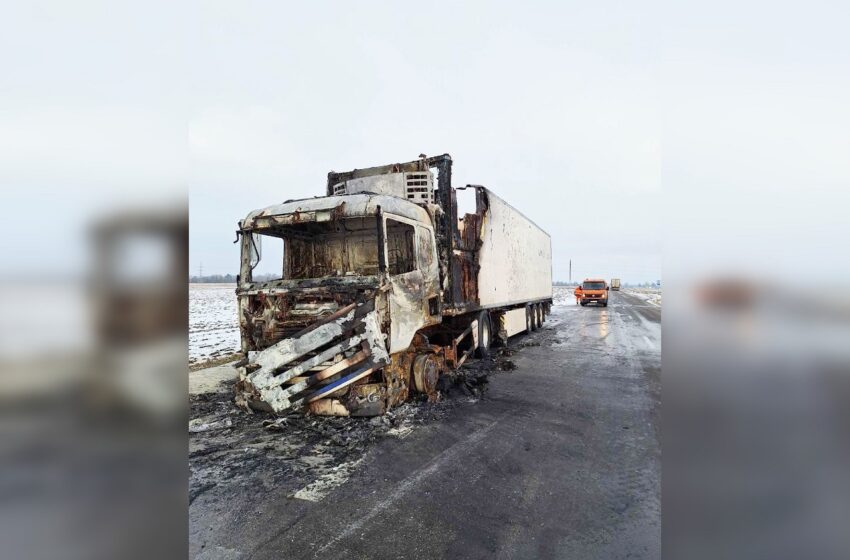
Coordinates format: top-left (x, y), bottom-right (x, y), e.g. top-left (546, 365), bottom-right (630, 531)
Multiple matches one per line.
top-left (477, 189), bottom-right (552, 307)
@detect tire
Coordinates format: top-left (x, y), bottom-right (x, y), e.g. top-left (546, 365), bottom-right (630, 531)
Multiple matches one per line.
top-left (536, 303), bottom-right (544, 326)
top-left (475, 311), bottom-right (492, 359)
top-left (531, 305), bottom-right (539, 331)
top-left (526, 305), bottom-right (534, 333)
top-left (580, 301), bottom-right (587, 307)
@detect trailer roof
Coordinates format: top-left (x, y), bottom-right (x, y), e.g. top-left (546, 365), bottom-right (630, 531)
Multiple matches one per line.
top-left (241, 193), bottom-right (432, 228)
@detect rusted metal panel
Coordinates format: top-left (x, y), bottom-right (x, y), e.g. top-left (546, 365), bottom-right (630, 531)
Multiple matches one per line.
top-left (243, 194), bottom-right (431, 230)
top-left (450, 254), bottom-right (479, 304)
top-left (456, 212), bottom-right (481, 251)
top-left (382, 352), bottom-right (412, 409)
top-left (387, 270), bottom-right (428, 353)
top-left (239, 301), bottom-right (389, 413)
top-left (326, 154), bottom-right (449, 196)
top-left (251, 307), bottom-right (359, 374)
top-left (347, 383), bottom-right (387, 416)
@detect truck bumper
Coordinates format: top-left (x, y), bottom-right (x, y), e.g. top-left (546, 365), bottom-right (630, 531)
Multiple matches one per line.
top-left (235, 298), bottom-right (390, 414)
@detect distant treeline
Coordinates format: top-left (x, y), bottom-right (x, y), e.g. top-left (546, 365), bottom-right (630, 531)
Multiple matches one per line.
top-left (554, 280), bottom-right (661, 288)
top-left (190, 275), bottom-right (660, 288)
top-left (189, 273), bottom-right (278, 283)
top-left (190, 274), bottom-right (236, 283)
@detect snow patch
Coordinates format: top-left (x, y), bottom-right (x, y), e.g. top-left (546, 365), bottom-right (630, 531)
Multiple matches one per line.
top-left (189, 283), bottom-right (240, 364)
top-left (292, 458), bottom-right (364, 502)
top-left (623, 288), bottom-right (662, 307)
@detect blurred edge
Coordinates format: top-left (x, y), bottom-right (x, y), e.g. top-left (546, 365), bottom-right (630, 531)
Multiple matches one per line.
top-left (664, 276), bottom-right (850, 560)
top-left (0, 202), bottom-right (189, 560)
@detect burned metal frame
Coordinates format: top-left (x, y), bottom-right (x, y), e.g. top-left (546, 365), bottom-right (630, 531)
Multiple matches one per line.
top-left (327, 154), bottom-right (461, 306)
top-left (232, 153), bottom-right (552, 416)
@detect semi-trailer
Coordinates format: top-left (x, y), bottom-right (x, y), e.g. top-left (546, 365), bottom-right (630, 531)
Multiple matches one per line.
top-left (233, 154), bottom-right (552, 416)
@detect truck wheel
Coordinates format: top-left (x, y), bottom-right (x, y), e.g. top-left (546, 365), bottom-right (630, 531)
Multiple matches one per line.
top-left (412, 354), bottom-right (440, 402)
top-left (535, 304), bottom-right (544, 327)
top-left (475, 311), bottom-right (491, 359)
top-left (526, 305), bottom-right (534, 333)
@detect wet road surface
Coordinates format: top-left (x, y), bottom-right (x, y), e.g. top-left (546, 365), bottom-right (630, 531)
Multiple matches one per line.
top-left (191, 290), bottom-right (660, 559)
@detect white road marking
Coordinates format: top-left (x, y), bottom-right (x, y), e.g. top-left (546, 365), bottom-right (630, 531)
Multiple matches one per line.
top-left (643, 335), bottom-right (655, 349)
top-left (314, 414), bottom-right (507, 554)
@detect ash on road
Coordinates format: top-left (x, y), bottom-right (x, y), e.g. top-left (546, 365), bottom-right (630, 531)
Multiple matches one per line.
top-left (190, 290), bottom-right (660, 560)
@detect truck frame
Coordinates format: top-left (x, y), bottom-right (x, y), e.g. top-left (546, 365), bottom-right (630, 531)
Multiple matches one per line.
top-left (233, 154), bottom-right (552, 416)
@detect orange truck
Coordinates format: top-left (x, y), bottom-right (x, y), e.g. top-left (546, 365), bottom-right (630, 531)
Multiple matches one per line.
top-left (580, 278), bottom-right (609, 307)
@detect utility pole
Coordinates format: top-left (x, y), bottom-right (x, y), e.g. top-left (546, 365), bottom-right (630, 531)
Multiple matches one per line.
top-left (199, 262), bottom-right (204, 278)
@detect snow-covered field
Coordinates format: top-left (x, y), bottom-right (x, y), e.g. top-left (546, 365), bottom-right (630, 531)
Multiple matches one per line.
top-left (553, 285), bottom-right (573, 306)
top-left (189, 283), bottom-right (240, 366)
top-left (188, 283), bottom-right (660, 365)
top-left (553, 285), bottom-right (662, 306)
top-left (623, 287), bottom-right (662, 306)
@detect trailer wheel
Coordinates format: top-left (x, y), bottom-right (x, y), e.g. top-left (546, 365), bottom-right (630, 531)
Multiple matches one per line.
top-left (535, 304), bottom-right (544, 327)
top-left (526, 305), bottom-right (534, 333)
top-left (475, 311), bottom-right (492, 359)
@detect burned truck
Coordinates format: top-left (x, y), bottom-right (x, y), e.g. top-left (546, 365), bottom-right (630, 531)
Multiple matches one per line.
top-left (234, 154), bottom-right (552, 416)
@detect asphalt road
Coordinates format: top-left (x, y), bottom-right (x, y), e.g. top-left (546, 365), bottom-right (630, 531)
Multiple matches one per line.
top-left (193, 290), bottom-right (661, 559)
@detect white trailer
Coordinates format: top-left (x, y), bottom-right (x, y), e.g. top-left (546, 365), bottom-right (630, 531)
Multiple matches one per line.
top-left (477, 190), bottom-right (552, 307)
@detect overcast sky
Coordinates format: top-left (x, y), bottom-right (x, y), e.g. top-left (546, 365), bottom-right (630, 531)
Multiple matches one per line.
top-left (3, 1), bottom-right (847, 285)
top-left (188, 2), bottom-right (663, 283)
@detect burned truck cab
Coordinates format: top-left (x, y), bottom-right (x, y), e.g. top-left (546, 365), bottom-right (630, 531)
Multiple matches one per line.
top-left (234, 153), bottom-right (553, 417)
top-left (237, 194), bottom-right (441, 351)
top-left (235, 172), bottom-right (443, 416)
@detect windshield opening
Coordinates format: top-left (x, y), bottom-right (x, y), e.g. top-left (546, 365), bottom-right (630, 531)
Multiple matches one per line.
top-left (583, 281), bottom-right (606, 290)
top-left (244, 217), bottom-right (381, 282)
